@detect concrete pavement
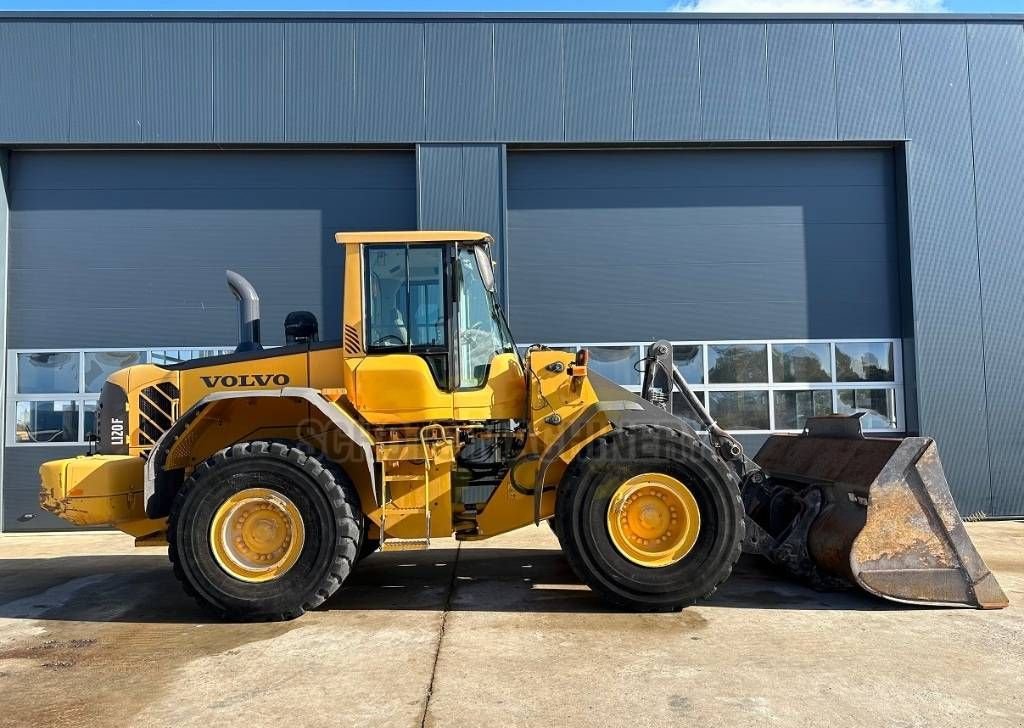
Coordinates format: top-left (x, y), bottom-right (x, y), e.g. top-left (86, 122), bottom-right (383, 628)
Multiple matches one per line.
top-left (0, 522), bottom-right (1021, 728)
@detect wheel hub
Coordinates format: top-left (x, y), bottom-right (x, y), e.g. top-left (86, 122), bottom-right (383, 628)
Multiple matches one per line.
top-left (606, 473), bottom-right (701, 568)
top-left (210, 488), bottom-right (305, 582)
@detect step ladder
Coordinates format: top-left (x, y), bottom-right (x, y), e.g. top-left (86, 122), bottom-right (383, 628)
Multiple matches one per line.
top-left (378, 424), bottom-right (447, 553)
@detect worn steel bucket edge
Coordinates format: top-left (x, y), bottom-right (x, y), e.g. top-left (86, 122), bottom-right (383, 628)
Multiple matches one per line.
top-left (849, 437), bottom-right (1009, 609)
top-left (754, 426), bottom-right (1009, 610)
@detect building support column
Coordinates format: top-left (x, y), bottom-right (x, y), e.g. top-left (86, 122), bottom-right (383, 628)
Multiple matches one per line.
top-left (416, 144), bottom-right (509, 307)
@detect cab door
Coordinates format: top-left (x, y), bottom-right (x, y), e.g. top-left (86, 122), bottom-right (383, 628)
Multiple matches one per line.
top-left (351, 243), bottom-right (455, 424)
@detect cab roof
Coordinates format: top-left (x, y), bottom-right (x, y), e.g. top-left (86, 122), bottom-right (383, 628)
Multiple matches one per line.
top-left (335, 230), bottom-right (493, 245)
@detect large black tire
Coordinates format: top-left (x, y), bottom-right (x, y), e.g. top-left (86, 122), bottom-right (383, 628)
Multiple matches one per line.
top-left (555, 425), bottom-right (744, 612)
top-left (168, 441), bottom-right (361, 621)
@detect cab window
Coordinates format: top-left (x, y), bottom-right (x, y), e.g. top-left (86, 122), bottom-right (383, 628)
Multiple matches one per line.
top-left (365, 244), bottom-right (449, 388)
top-left (365, 245), bottom-right (446, 350)
top-left (457, 246), bottom-right (509, 389)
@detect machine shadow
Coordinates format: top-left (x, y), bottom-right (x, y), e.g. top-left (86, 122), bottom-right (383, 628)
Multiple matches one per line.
top-left (0, 549), bottom-right (909, 625)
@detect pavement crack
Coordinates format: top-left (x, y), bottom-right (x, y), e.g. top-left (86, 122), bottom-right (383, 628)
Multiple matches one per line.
top-left (419, 542), bottom-right (461, 728)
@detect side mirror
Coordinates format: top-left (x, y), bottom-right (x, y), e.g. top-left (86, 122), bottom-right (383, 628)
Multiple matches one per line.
top-left (285, 311), bottom-right (319, 344)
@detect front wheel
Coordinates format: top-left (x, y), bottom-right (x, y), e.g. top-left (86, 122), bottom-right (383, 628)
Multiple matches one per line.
top-left (554, 425), bottom-right (744, 611)
top-left (168, 441), bottom-right (361, 621)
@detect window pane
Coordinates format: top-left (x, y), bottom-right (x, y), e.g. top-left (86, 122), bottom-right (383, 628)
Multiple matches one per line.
top-left (588, 346), bottom-right (640, 385)
top-left (149, 350), bottom-right (181, 366)
top-left (457, 247), bottom-right (503, 388)
top-left (84, 351), bottom-right (145, 392)
top-left (835, 342), bottom-right (895, 382)
top-left (83, 400), bottom-right (98, 439)
top-left (708, 344), bottom-right (768, 384)
top-left (673, 345), bottom-right (704, 385)
top-left (408, 246), bottom-right (446, 347)
top-left (772, 343), bottom-right (831, 383)
top-left (17, 352), bottom-right (80, 394)
top-left (366, 246), bottom-right (411, 348)
top-left (708, 390), bottom-right (769, 430)
top-left (671, 389), bottom-right (706, 416)
top-left (15, 400), bottom-right (79, 443)
top-left (774, 390), bottom-right (834, 430)
top-left (837, 389), bottom-right (898, 429)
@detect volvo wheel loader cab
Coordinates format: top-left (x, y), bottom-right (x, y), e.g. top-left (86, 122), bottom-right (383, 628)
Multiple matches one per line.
top-left (39, 231), bottom-right (1007, 621)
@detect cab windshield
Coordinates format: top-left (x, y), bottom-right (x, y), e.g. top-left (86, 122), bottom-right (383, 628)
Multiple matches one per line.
top-left (457, 245), bottom-right (515, 389)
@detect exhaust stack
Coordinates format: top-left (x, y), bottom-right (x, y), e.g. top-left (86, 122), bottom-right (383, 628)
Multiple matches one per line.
top-left (226, 270), bottom-right (262, 352)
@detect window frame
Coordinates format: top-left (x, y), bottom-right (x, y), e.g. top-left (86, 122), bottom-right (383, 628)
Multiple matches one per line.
top-left (524, 338), bottom-right (905, 435)
top-left (6, 347), bottom-right (233, 447)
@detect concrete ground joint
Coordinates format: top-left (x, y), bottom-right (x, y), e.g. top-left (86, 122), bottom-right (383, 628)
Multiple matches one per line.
top-left (419, 541), bottom-right (461, 728)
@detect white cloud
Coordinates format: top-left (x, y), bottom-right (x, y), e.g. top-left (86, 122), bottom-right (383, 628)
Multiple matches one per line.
top-left (670, 0), bottom-right (946, 12)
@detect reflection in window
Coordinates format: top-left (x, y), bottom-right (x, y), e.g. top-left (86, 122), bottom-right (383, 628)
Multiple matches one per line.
top-left (588, 346), bottom-right (641, 386)
top-left (772, 343), bottom-right (831, 383)
top-left (673, 345), bottom-right (703, 384)
top-left (774, 390), bottom-right (833, 430)
top-left (83, 400), bottom-right (99, 439)
top-left (17, 353), bottom-right (79, 394)
top-left (708, 344), bottom-right (768, 384)
top-left (837, 389), bottom-right (897, 429)
top-left (84, 351), bottom-right (145, 392)
top-left (15, 400), bottom-right (78, 443)
top-left (836, 342), bottom-right (894, 382)
top-left (708, 391), bottom-right (769, 430)
top-left (671, 390), bottom-right (707, 428)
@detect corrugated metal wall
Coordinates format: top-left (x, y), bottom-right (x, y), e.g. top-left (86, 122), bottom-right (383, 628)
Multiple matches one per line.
top-left (0, 16), bottom-right (1021, 516)
top-left (0, 17), bottom-right (964, 145)
top-left (506, 148), bottom-right (899, 343)
top-left (6, 149), bottom-right (416, 349)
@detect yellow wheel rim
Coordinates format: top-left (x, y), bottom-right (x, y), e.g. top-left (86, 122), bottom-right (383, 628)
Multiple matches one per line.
top-left (606, 473), bottom-right (701, 568)
top-left (210, 488), bottom-right (305, 583)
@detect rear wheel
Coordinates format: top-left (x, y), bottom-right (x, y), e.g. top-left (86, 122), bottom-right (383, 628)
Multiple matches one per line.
top-left (168, 441), bottom-right (360, 621)
top-left (555, 425), bottom-right (744, 611)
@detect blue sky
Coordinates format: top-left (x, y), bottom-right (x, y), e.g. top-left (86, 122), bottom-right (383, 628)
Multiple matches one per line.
top-left (0, 0), bottom-right (1020, 13)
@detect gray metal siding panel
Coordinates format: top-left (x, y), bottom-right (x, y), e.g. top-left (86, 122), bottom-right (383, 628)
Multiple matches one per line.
top-left (834, 22), bottom-right (905, 140)
top-left (494, 22), bottom-right (563, 141)
top-left (6, 150), bottom-right (416, 349)
top-left (354, 22), bottom-right (425, 142)
top-left (417, 144), bottom-right (464, 226)
top-left (214, 22), bottom-right (286, 143)
top-left (3, 446), bottom-right (84, 532)
top-left (70, 22), bottom-right (142, 143)
top-left (699, 22), bottom-right (769, 141)
top-left (507, 148), bottom-right (898, 343)
top-left (417, 144), bottom-right (506, 293)
top-left (0, 151), bottom-right (8, 533)
top-left (462, 144), bottom-right (506, 289)
top-left (563, 22), bottom-right (632, 141)
top-left (284, 22), bottom-right (355, 142)
top-left (966, 22), bottom-right (1024, 516)
top-left (425, 22), bottom-right (495, 141)
top-left (0, 22), bottom-right (70, 142)
top-left (901, 22), bottom-right (992, 515)
top-left (142, 22), bottom-right (214, 143)
top-left (767, 22), bottom-right (837, 140)
top-left (630, 22), bottom-right (701, 141)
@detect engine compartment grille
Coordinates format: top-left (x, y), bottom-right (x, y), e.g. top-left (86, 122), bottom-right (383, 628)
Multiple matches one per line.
top-left (138, 382), bottom-right (180, 450)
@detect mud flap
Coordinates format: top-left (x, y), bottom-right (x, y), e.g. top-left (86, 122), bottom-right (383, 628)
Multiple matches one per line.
top-left (749, 416), bottom-right (1009, 609)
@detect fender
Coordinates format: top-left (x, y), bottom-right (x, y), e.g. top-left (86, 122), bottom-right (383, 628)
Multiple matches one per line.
top-left (143, 387), bottom-right (375, 518)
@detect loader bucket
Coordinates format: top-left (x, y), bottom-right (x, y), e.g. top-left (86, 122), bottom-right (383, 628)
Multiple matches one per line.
top-left (751, 417), bottom-right (1009, 609)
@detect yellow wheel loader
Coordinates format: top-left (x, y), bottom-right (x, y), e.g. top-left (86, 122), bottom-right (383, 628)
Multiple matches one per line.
top-left (38, 231), bottom-right (1008, 620)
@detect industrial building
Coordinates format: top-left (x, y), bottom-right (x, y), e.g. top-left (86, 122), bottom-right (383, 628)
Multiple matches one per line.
top-left (1, 11), bottom-right (1021, 530)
